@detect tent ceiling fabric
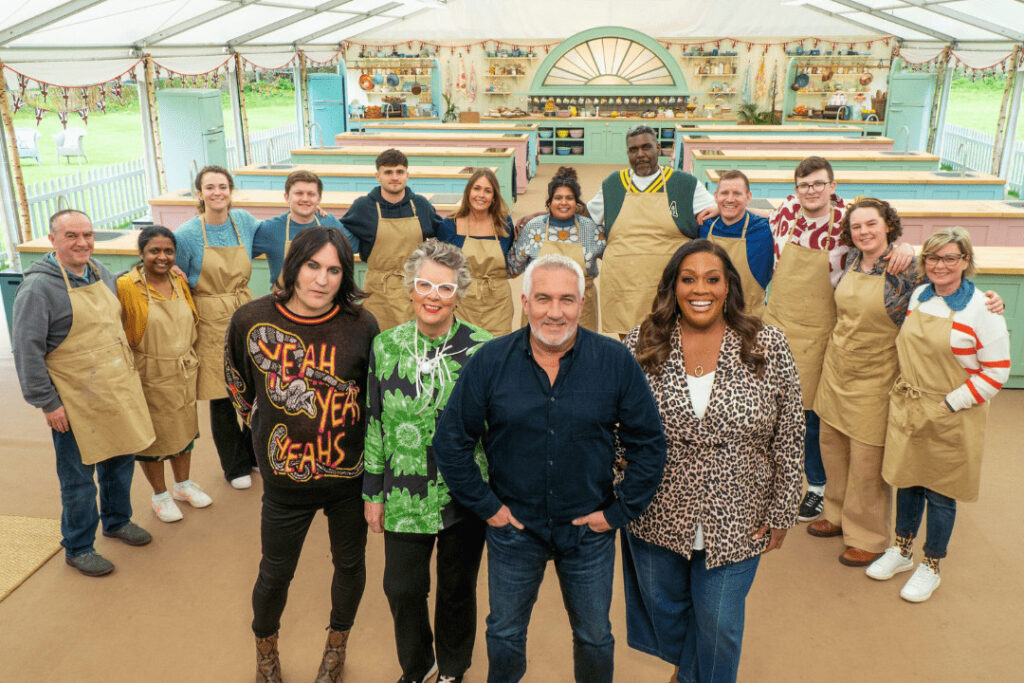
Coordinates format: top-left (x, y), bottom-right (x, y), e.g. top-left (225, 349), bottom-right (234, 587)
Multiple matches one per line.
top-left (0, 0), bottom-right (1022, 84)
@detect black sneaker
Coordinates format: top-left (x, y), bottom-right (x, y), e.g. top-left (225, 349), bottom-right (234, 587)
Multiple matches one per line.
top-left (798, 491), bottom-right (824, 522)
top-left (66, 551), bottom-right (114, 577)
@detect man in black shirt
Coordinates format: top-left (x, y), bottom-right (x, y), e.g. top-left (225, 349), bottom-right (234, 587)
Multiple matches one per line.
top-left (433, 253), bottom-right (666, 683)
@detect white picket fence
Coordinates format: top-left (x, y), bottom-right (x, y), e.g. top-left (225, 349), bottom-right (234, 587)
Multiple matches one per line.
top-left (25, 159), bottom-right (149, 239)
top-left (226, 124), bottom-right (298, 170)
top-left (936, 122), bottom-right (1024, 196)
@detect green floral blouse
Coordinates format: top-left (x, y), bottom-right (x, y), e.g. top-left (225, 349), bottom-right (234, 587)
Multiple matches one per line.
top-left (362, 318), bottom-right (493, 533)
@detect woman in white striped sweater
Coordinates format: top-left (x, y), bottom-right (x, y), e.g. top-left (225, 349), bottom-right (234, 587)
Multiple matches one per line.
top-left (869, 227), bottom-right (1010, 602)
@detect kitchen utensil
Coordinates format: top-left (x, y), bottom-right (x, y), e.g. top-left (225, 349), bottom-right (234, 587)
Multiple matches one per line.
top-left (794, 72), bottom-right (810, 89)
top-left (359, 74), bottom-right (374, 91)
top-left (386, 72), bottom-right (400, 88)
top-left (556, 147), bottom-right (571, 155)
top-left (411, 84), bottom-right (422, 95)
top-left (822, 65), bottom-right (834, 81)
top-left (372, 73), bottom-right (384, 86)
top-left (569, 129), bottom-right (583, 138)
top-left (570, 146), bottom-right (583, 155)
top-left (859, 72), bottom-right (873, 86)
top-left (539, 129), bottom-right (553, 139)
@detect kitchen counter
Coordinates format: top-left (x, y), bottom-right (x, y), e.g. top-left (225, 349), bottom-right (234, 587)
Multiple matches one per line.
top-left (717, 168), bottom-right (1005, 200)
top-left (677, 135), bottom-right (895, 171)
top-left (483, 115), bottom-right (740, 123)
top-left (232, 163), bottom-right (498, 196)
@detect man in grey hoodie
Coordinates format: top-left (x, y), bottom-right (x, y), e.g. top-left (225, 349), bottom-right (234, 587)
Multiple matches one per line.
top-left (13, 209), bottom-right (153, 577)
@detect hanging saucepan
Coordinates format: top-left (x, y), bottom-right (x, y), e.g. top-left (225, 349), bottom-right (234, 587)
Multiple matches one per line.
top-left (411, 84), bottom-right (422, 96)
top-left (792, 72), bottom-right (810, 90)
top-left (372, 72), bottom-right (384, 86)
top-left (386, 72), bottom-right (400, 88)
top-left (859, 72), bottom-right (874, 86)
top-left (359, 74), bottom-right (374, 91)
top-left (821, 65), bottom-right (834, 82)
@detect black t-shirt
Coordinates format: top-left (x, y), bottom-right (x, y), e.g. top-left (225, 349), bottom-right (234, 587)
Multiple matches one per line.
top-left (225, 295), bottom-right (380, 503)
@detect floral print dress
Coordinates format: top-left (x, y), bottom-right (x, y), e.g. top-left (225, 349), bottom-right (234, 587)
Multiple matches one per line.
top-left (363, 318), bottom-right (493, 533)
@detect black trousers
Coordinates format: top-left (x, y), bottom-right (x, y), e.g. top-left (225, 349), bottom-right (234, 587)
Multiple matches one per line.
top-left (251, 485), bottom-right (367, 638)
top-left (209, 397), bottom-right (256, 480)
top-left (383, 516), bottom-right (486, 680)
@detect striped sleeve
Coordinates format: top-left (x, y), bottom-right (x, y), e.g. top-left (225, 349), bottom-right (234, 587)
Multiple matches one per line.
top-left (946, 294), bottom-right (1011, 411)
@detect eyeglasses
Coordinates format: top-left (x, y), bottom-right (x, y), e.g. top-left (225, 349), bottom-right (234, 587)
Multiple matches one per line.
top-left (413, 278), bottom-right (458, 299)
top-left (923, 253), bottom-right (966, 266)
top-left (795, 181), bottom-right (830, 193)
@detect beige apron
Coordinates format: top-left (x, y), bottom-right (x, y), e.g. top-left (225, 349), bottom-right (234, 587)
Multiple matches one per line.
top-left (133, 268), bottom-right (200, 457)
top-left (883, 304), bottom-right (990, 501)
top-left (707, 213), bottom-right (766, 318)
top-left (361, 202), bottom-right (422, 330)
top-left (274, 213), bottom-right (321, 291)
top-left (457, 230), bottom-right (513, 336)
top-left (44, 260), bottom-right (155, 464)
top-left (600, 171), bottom-right (690, 335)
top-left (814, 266), bottom-right (899, 446)
top-left (763, 218), bottom-right (838, 410)
top-left (520, 218), bottom-right (599, 331)
top-left (193, 216), bottom-right (253, 400)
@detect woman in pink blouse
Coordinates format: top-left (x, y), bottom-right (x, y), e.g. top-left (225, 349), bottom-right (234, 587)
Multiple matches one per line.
top-left (621, 239), bottom-right (804, 683)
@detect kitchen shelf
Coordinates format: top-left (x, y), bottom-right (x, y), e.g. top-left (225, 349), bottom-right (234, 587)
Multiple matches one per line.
top-left (680, 55), bottom-right (739, 59)
top-left (484, 74), bottom-right (526, 78)
top-left (485, 56), bottom-right (538, 61)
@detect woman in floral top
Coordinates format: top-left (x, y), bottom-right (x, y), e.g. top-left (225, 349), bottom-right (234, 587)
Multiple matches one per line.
top-left (363, 238), bottom-right (492, 683)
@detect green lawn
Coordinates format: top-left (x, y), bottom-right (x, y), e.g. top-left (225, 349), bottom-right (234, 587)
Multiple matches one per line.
top-left (8, 79), bottom-right (1023, 189)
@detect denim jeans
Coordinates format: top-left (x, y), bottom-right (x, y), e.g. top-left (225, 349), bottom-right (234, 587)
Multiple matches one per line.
top-left (804, 410), bottom-right (826, 487)
top-left (52, 428), bottom-right (135, 558)
top-left (484, 524), bottom-right (615, 683)
top-left (895, 486), bottom-right (957, 559)
top-left (622, 532), bottom-right (760, 683)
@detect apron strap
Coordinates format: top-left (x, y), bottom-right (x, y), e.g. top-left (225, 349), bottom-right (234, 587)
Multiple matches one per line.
top-left (53, 257), bottom-right (97, 292)
top-left (201, 214), bottom-right (243, 246)
top-left (376, 198), bottom-right (418, 221)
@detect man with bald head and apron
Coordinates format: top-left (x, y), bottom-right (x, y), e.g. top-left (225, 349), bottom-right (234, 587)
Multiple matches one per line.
top-left (587, 125), bottom-right (718, 337)
top-left (342, 148), bottom-right (442, 331)
top-left (13, 209), bottom-right (156, 577)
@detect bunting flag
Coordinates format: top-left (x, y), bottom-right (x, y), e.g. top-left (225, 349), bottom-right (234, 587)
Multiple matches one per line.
top-left (39, 83), bottom-right (49, 99)
top-left (57, 110), bottom-right (69, 129)
top-left (17, 74), bottom-right (28, 97)
top-left (96, 97), bottom-right (106, 113)
top-left (34, 107), bottom-right (47, 124)
top-left (60, 86), bottom-right (71, 108)
top-left (76, 108), bottom-right (88, 124)
top-left (11, 94), bottom-right (23, 113)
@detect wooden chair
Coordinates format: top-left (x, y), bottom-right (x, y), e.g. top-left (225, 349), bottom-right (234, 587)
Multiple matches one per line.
top-left (54, 128), bottom-right (88, 165)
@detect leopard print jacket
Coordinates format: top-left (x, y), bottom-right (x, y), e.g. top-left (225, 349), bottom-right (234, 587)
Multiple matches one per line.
top-left (623, 323), bottom-right (805, 569)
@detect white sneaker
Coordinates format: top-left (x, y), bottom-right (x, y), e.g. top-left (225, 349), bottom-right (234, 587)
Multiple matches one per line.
top-left (866, 546), bottom-right (914, 580)
top-left (420, 661), bottom-right (439, 683)
top-left (172, 480), bottom-right (213, 508)
top-left (152, 494), bottom-right (183, 523)
top-left (900, 564), bottom-right (941, 603)
top-left (230, 475), bottom-right (253, 490)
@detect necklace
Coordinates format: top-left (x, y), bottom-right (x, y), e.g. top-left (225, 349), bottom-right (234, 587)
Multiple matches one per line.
top-left (693, 364), bottom-right (705, 377)
top-left (409, 324), bottom-right (458, 411)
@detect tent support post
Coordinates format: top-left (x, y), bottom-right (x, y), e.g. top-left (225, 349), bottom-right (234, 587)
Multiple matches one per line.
top-left (927, 47), bottom-right (952, 154)
top-left (136, 62), bottom-right (162, 201)
top-left (229, 53), bottom-right (251, 166)
top-left (0, 61), bottom-right (32, 243)
top-left (298, 51), bottom-right (310, 147)
top-left (0, 119), bottom-right (23, 269)
top-left (998, 64), bottom-right (1024, 187)
top-left (991, 45), bottom-right (1021, 175)
top-left (144, 56), bottom-right (167, 193)
top-left (292, 60), bottom-right (305, 148)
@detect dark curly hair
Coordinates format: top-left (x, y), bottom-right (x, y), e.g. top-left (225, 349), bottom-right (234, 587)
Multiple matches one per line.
top-left (635, 239), bottom-right (766, 378)
top-left (544, 166), bottom-right (583, 212)
top-left (838, 197), bottom-right (902, 248)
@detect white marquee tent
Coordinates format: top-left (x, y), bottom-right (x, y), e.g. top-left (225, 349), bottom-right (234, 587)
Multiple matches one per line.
top-left (1, 0), bottom-right (1023, 259)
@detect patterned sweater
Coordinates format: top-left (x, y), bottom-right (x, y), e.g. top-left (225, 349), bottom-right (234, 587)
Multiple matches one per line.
top-left (363, 318), bottom-right (492, 533)
top-left (769, 194), bottom-right (849, 288)
top-left (623, 323), bottom-right (805, 568)
top-left (905, 283), bottom-right (1011, 411)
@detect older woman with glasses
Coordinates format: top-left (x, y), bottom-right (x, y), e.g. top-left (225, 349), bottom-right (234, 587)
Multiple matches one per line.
top-left (363, 239), bottom-right (493, 683)
top-left (868, 228), bottom-right (1010, 603)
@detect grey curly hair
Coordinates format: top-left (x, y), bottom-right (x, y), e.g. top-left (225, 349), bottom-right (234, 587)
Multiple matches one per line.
top-left (402, 238), bottom-right (473, 299)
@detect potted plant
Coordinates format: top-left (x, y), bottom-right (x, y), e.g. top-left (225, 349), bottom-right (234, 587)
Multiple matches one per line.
top-left (442, 93), bottom-right (458, 123)
top-left (736, 102), bottom-right (780, 125)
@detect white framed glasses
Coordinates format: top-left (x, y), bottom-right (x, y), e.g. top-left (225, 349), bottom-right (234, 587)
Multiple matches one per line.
top-left (413, 278), bottom-right (458, 299)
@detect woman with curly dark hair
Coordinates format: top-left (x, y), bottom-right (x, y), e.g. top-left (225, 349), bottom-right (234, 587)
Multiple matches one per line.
top-left (621, 239), bottom-right (804, 683)
top-left (807, 197), bottom-right (919, 566)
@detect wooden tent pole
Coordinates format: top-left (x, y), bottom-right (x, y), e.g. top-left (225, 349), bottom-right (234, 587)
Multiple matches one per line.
top-left (991, 45), bottom-right (1021, 175)
top-left (0, 60), bottom-right (33, 242)
top-left (144, 55), bottom-right (167, 193)
top-left (926, 46), bottom-right (951, 154)
top-left (298, 51), bottom-right (310, 146)
top-left (233, 53), bottom-right (252, 164)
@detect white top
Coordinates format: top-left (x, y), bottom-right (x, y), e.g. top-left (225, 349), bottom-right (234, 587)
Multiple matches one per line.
top-left (688, 371), bottom-right (716, 550)
top-left (586, 166), bottom-right (716, 227)
top-left (906, 285), bottom-right (1011, 411)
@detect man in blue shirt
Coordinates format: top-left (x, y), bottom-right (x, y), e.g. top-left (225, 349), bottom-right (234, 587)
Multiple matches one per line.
top-left (699, 169), bottom-right (774, 316)
top-left (251, 169), bottom-right (360, 287)
top-left (433, 254), bottom-right (666, 683)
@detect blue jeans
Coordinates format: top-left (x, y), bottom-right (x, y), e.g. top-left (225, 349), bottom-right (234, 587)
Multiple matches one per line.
top-left (622, 532), bottom-right (760, 683)
top-left (485, 524), bottom-right (615, 683)
top-left (52, 429), bottom-right (135, 558)
top-left (804, 410), bottom-right (826, 487)
top-left (895, 486), bottom-right (957, 559)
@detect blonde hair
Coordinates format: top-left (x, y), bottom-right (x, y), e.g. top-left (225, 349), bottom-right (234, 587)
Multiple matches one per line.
top-left (920, 227), bottom-right (976, 279)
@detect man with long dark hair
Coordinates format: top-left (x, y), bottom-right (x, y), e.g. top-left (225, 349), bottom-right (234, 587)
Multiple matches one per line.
top-left (224, 226), bottom-right (379, 683)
